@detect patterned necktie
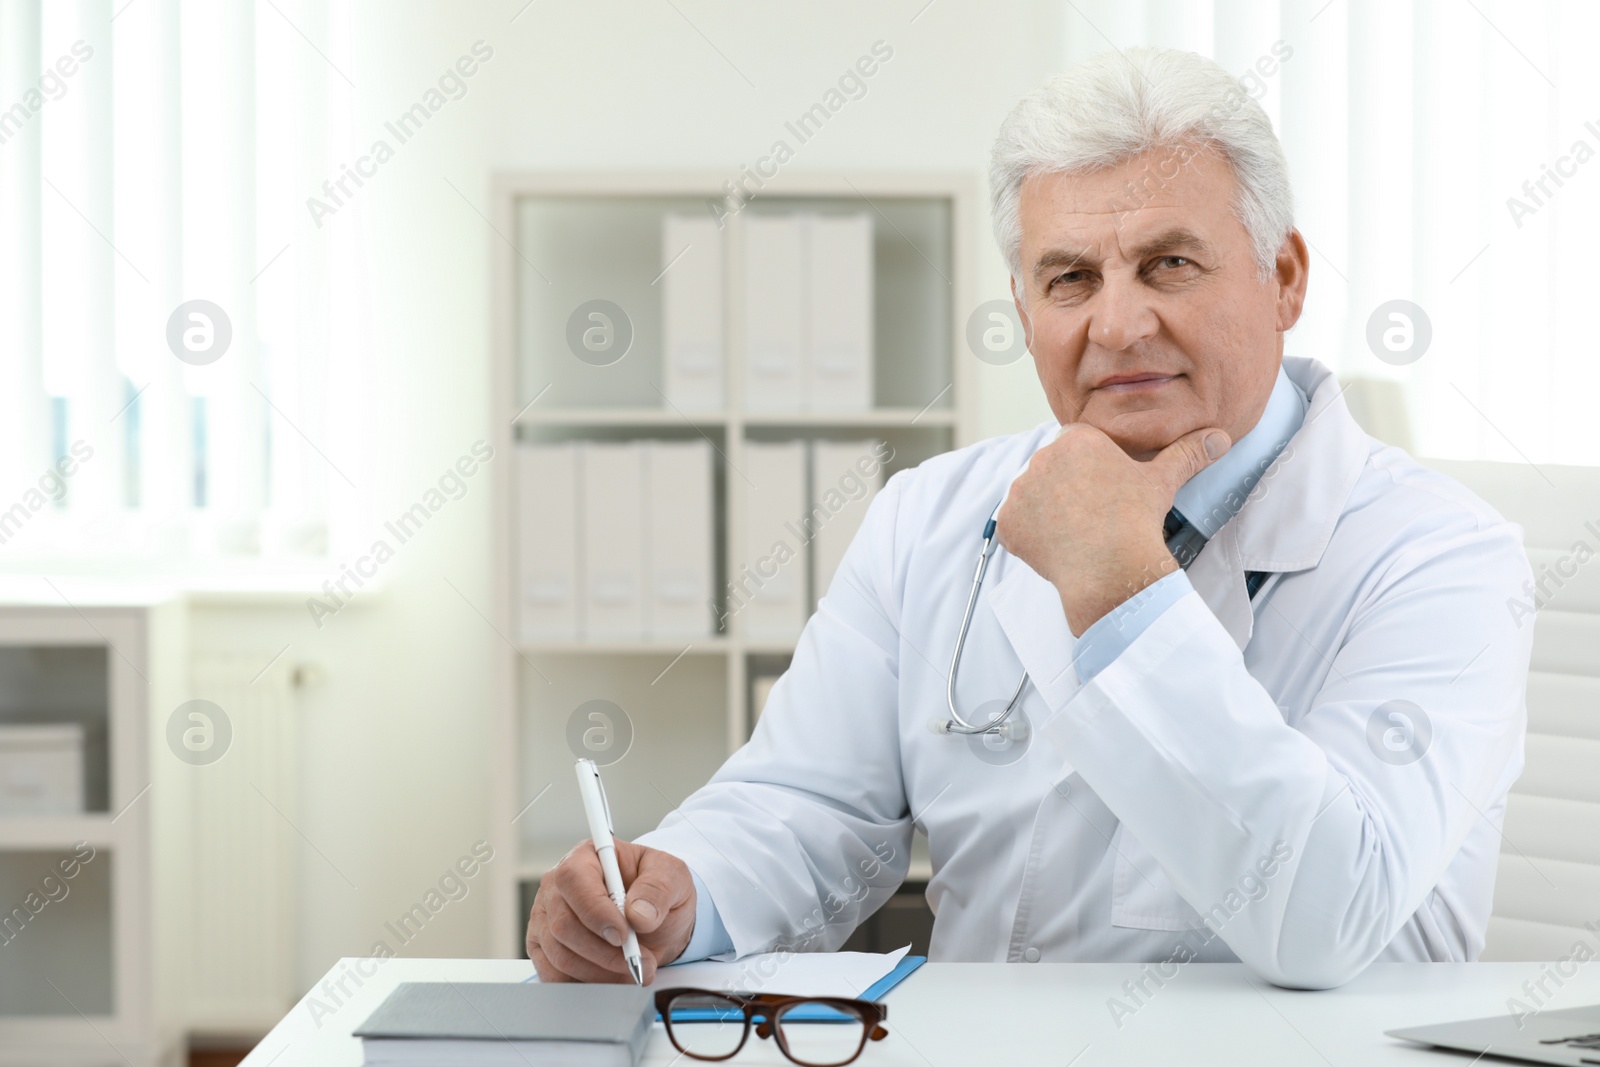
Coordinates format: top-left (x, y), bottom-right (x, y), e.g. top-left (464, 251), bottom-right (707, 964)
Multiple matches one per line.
top-left (1164, 506), bottom-right (1269, 599)
top-left (1163, 507), bottom-right (1207, 570)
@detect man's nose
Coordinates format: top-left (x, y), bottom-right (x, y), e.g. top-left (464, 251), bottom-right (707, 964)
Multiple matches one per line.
top-left (1087, 278), bottom-right (1159, 352)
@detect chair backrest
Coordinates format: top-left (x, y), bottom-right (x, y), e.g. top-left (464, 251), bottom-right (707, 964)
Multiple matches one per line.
top-left (1421, 457), bottom-right (1600, 961)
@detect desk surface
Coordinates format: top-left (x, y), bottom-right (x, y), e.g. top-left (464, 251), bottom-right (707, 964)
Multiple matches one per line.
top-left (241, 958), bottom-right (1599, 1066)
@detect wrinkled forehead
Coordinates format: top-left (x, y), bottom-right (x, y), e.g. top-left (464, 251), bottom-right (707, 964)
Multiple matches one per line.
top-left (1016, 145), bottom-right (1243, 267)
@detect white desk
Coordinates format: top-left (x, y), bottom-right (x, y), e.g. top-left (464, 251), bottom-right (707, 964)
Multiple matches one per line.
top-left (240, 958), bottom-right (1600, 1065)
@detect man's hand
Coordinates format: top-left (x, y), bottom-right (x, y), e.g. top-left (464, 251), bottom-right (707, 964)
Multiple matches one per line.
top-left (527, 839), bottom-right (697, 983)
top-left (995, 423), bottom-right (1231, 635)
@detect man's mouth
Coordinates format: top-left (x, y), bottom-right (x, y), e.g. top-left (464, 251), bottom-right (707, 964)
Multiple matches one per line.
top-left (1095, 373), bottom-right (1179, 394)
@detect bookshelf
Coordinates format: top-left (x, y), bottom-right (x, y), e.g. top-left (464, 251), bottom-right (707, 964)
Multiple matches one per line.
top-left (489, 173), bottom-right (977, 955)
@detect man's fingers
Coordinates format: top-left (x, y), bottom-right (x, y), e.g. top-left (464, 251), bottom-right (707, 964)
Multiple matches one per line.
top-left (528, 898), bottom-right (593, 983)
top-left (525, 838), bottom-right (691, 984)
top-left (623, 848), bottom-right (692, 934)
top-left (528, 941), bottom-right (573, 983)
top-left (553, 843), bottom-right (638, 944)
top-left (544, 896), bottom-right (637, 975)
top-left (1151, 426), bottom-right (1230, 493)
top-left (539, 928), bottom-right (640, 983)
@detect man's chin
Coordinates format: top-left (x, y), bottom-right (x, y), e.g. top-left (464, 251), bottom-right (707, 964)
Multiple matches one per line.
top-left (1074, 393), bottom-right (1201, 457)
top-left (1093, 419), bottom-right (1189, 462)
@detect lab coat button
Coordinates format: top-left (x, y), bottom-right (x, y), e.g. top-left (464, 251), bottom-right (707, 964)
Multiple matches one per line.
top-left (1023, 947), bottom-right (1041, 962)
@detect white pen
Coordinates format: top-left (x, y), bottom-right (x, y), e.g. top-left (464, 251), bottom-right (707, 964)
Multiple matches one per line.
top-left (574, 758), bottom-right (645, 985)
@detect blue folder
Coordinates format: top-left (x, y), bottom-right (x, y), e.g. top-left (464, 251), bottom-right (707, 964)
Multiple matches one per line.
top-left (520, 954), bottom-right (929, 1022)
top-left (654, 954), bottom-right (928, 1023)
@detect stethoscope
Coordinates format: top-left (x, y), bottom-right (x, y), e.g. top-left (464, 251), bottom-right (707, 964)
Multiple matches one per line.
top-left (940, 435), bottom-right (1058, 737)
top-left (940, 502), bottom-right (1028, 736)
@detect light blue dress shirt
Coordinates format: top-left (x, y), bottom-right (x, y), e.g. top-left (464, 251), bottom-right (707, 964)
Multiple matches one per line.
top-left (671, 365), bottom-right (1308, 966)
top-left (679, 871), bottom-right (733, 963)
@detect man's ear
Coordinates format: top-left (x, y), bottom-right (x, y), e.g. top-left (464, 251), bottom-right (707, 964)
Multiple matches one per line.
top-left (1274, 228), bottom-right (1310, 333)
top-left (1010, 274), bottom-right (1035, 352)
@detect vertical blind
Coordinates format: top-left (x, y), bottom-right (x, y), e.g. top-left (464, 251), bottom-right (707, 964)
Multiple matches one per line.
top-left (0, 0), bottom-right (368, 564)
top-left (1061, 0), bottom-right (1600, 466)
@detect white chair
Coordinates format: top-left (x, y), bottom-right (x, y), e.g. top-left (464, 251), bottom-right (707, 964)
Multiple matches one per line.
top-left (1422, 458), bottom-right (1600, 960)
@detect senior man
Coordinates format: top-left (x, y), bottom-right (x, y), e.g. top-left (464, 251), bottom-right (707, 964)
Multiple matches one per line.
top-left (527, 47), bottom-right (1533, 989)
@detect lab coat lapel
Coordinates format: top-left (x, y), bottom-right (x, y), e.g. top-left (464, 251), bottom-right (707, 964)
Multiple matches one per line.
top-left (1181, 358), bottom-right (1372, 644)
top-left (1228, 357), bottom-right (1372, 574)
top-left (1185, 520), bottom-right (1254, 651)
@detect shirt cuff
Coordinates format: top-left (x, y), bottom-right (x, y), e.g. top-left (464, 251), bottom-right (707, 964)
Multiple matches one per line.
top-left (1073, 569), bottom-right (1194, 681)
top-left (672, 870), bottom-right (734, 965)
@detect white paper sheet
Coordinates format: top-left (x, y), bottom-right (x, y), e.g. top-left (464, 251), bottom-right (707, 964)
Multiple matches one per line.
top-left (650, 945), bottom-right (910, 999)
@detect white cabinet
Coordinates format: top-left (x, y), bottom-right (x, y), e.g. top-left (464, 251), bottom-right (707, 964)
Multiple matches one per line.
top-left (0, 600), bottom-right (186, 1067)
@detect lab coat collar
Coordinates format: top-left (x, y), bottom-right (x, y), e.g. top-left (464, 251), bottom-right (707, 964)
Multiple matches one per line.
top-left (988, 356), bottom-right (1371, 673)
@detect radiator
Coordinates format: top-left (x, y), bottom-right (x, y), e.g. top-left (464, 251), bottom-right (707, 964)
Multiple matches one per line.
top-left (184, 652), bottom-right (299, 1031)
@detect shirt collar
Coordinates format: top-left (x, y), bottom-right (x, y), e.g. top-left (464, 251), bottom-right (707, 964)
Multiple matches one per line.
top-left (1173, 364), bottom-right (1308, 538)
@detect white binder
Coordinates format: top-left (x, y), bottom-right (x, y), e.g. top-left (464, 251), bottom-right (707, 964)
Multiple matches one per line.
top-left (661, 214), bottom-right (724, 411)
top-left (580, 442), bottom-right (645, 641)
top-left (739, 440), bottom-right (808, 642)
top-left (644, 440), bottom-right (714, 640)
top-left (805, 214), bottom-right (874, 411)
top-left (742, 215), bottom-right (804, 411)
top-left (809, 439), bottom-right (886, 608)
top-left (516, 442), bottom-right (580, 641)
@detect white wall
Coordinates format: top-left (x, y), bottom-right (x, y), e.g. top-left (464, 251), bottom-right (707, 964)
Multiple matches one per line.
top-left (193, 0), bottom-right (1063, 998)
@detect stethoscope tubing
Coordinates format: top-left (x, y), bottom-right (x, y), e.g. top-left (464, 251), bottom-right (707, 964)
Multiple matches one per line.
top-left (942, 510), bottom-right (1030, 735)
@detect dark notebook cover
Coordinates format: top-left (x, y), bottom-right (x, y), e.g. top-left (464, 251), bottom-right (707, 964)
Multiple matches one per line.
top-left (355, 982), bottom-right (653, 1061)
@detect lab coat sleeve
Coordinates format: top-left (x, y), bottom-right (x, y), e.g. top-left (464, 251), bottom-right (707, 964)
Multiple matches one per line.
top-left (1071, 568), bottom-right (1191, 680)
top-left (1040, 515), bottom-right (1533, 989)
top-left (635, 473), bottom-right (914, 958)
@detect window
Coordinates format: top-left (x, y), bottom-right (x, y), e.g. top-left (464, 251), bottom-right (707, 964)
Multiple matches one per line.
top-left (0, 0), bottom-right (370, 568)
top-left (1062, 0), bottom-right (1600, 464)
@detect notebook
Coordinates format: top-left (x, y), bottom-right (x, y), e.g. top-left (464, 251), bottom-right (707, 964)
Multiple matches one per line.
top-left (355, 982), bottom-right (653, 1066)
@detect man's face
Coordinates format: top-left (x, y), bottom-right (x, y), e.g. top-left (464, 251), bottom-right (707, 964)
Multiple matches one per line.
top-left (1012, 144), bottom-right (1308, 460)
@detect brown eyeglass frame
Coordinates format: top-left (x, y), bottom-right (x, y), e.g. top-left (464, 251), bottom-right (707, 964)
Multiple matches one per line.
top-left (654, 987), bottom-right (889, 1065)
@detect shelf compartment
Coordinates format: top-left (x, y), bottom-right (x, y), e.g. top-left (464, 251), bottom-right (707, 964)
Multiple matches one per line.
top-left (0, 645), bottom-right (110, 816)
top-left (516, 195), bottom-right (712, 411)
top-left (515, 652), bottom-right (728, 857)
top-left (0, 847), bottom-right (113, 1017)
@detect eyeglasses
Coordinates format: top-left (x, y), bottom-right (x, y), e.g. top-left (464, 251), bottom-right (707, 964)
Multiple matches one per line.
top-left (655, 987), bottom-right (889, 1067)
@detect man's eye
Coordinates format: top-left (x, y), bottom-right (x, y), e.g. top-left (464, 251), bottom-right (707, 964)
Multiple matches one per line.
top-left (1158, 256), bottom-right (1191, 269)
top-left (1052, 270), bottom-right (1088, 286)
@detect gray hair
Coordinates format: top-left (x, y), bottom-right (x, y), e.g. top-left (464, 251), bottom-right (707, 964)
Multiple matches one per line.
top-left (989, 48), bottom-right (1293, 283)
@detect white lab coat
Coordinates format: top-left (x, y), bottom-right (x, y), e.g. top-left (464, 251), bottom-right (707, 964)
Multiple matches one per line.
top-left (637, 356), bottom-right (1533, 989)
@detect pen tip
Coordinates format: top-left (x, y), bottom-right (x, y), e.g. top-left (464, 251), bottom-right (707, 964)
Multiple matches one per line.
top-left (628, 959), bottom-right (645, 985)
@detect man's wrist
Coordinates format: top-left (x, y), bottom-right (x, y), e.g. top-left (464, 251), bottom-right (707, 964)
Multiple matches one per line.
top-left (1060, 545), bottom-right (1180, 636)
